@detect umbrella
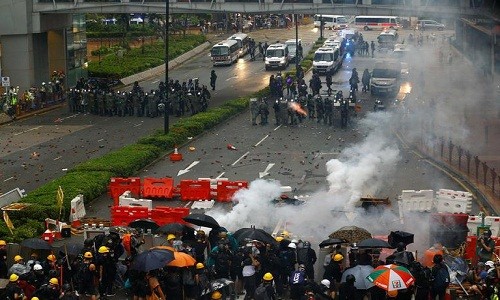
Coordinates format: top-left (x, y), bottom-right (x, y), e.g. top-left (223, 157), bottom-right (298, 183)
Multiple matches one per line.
top-left (341, 265), bottom-right (374, 290)
top-left (156, 223), bottom-right (193, 235)
top-left (319, 238), bottom-right (344, 248)
top-left (131, 249), bottom-right (174, 272)
top-left (330, 226), bottom-right (372, 244)
top-left (183, 214), bottom-right (220, 228)
top-left (58, 243), bottom-right (84, 256)
top-left (21, 238), bottom-right (52, 250)
top-left (357, 238), bottom-right (393, 249)
top-left (233, 227), bottom-right (277, 246)
top-left (129, 219), bottom-right (159, 232)
top-left (201, 278), bottom-right (234, 296)
top-left (367, 264), bottom-right (415, 292)
top-left (388, 231), bottom-right (414, 248)
top-left (167, 251), bottom-right (196, 268)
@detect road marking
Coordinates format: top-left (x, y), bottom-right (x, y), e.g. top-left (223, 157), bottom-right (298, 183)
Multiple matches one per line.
top-left (14, 126), bottom-right (42, 136)
top-left (225, 76), bottom-right (238, 81)
top-left (231, 151), bottom-right (250, 166)
top-left (97, 139), bottom-right (104, 142)
top-left (216, 172), bottom-right (225, 179)
top-left (152, 80), bottom-right (160, 84)
top-left (53, 156), bottom-right (62, 161)
top-left (133, 123), bottom-right (143, 127)
top-left (273, 125), bottom-right (282, 131)
top-left (177, 160), bottom-right (200, 176)
top-left (254, 135), bottom-right (269, 147)
top-left (259, 163), bottom-right (275, 178)
top-left (59, 114), bottom-right (79, 121)
top-left (3, 176), bottom-right (14, 182)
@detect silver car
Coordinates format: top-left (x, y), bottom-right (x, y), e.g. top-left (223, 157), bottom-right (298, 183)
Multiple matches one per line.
top-left (418, 20), bottom-right (445, 31)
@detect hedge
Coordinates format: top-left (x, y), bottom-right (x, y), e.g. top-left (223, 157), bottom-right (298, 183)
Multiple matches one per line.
top-left (2, 36), bottom-right (322, 242)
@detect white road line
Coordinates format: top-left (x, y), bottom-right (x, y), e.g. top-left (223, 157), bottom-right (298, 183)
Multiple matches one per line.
top-left (231, 151), bottom-right (250, 166)
top-left (97, 139), bottom-right (104, 142)
top-left (216, 172), bottom-right (225, 179)
top-left (254, 135), bottom-right (269, 147)
top-left (225, 76), bottom-right (238, 81)
top-left (133, 123), bottom-right (143, 127)
top-left (13, 126), bottom-right (42, 136)
top-left (184, 201), bottom-right (192, 208)
top-left (59, 114), bottom-right (79, 121)
top-left (273, 125), bottom-right (282, 131)
top-left (3, 176), bottom-right (14, 182)
top-left (53, 156), bottom-right (62, 161)
top-left (152, 80), bottom-right (160, 84)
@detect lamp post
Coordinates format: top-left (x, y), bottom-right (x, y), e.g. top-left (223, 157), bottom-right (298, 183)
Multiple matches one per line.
top-left (164, 0), bottom-right (170, 134)
top-left (295, 13), bottom-right (299, 78)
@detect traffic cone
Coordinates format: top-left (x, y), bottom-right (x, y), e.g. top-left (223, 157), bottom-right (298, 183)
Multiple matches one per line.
top-left (227, 144), bottom-right (237, 150)
top-left (169, 146), bottom-right (183, 161)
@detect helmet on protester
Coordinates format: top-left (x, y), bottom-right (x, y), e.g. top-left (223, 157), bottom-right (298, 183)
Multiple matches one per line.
top-left (291, 239), bottom-right (299, 244)
top-left (197, 230), bottom-right (206, 236)
top-left (333, 254), bottom-right (344, 262)
top-left (263, 272), bottom-right (274, 281)
top-left (33, 264), bottom-right (43, 271)
top-left (9, 274), bottom-right (19, 282)
top-left (281, 230), bottom-right (290, 238)
top-left (98, 246), bottom-right (109, 254)
top-left (31, 298), bottom-right (39, 300)
top-left (14, 255), bottom-right (23, 262)
top-left (84, 252), bottom-right (93, 259)
top-left (321, 279), bottom-right (331, 289)
top-left (47, 254), bottom-right (56, 262)
top-left (196, 263), bottom-right (205, 270)
top-left (167, 234), bottom-right (176, 241)
top-left (288, 242), bottom-right (296, 249)
top-left (49, 278), bottom-right (59, 285)
top-left (211, 291), bottom-right (222, 299)
top-left (303, 241), bottom-right (311, 248)
top-left (0, 240), bottom-right (6, 246)
top-left (275, 236), bottom-right (284, 242)
top-left (346, 274), bottom-right (356, 283)
top-left (387, 290), bottom-right (398, 298)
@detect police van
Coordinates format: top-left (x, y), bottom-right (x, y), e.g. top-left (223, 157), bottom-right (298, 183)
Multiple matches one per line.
top-left (312, 47), bottom-right (342, 75)
top-left (285, 39), bottom-right (302, 63)
top-left (265, 43), bottom-right (289, 70)
top-left (377, 29), bottom-right (399, 50)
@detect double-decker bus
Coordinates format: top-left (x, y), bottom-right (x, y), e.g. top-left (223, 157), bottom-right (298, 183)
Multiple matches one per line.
top-left (354, 16), bottom-right (400, 31)
top-left (211, 39), bottom-right (240, 66)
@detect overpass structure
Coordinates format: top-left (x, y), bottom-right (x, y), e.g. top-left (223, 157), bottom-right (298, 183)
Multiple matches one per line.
top-left (0, 0), bottom-right (496, 90)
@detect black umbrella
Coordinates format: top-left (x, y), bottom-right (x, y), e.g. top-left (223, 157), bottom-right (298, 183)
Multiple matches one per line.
top-left (183, 214), bottom-right (220, 229)
top-left (357, 238), bottom-right (393, 249)
top-left (319, 238), bottom-right (344, 248)
top-left (388, 231), bottom-right (414, 248)
top-left (58, 243), bottom-right (84, 256)
top-left (233, 227), bottom-right (277, 246)
top-left (156, 223), bottom-right (193, 235)
top-left (21, 238), bottom-right (52, 250)
top-left (129, 219), bottom-right (160, 232)
top-left (131, 249), bottom-right (174, 272)
top-left (201, 278), bottom-right (234, 296)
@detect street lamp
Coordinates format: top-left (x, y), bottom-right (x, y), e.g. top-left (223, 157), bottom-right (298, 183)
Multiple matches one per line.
top-left (295, 13), bottom-right (299, 78)
top-left (164, 0), bottom-right (170, 134)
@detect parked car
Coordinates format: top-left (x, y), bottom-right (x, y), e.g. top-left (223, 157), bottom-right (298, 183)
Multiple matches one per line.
top-left (418, 20), bottom-right (445, 31)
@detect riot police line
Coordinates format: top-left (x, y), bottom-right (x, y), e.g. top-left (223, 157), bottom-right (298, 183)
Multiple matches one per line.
top-left (251, 72), bottom-right (358, 128)
top-left (66, 78), bottom-right (212, 118)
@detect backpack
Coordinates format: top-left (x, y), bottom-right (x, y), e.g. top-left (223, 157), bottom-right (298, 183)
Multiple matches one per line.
top-left (254, 284), bottom-right (271, 300)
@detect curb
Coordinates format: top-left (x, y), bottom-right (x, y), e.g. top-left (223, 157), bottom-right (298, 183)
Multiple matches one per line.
top-left (0, 103), bottom-right (65, 126)
top-left (120, 41), bottom-right (212, 86)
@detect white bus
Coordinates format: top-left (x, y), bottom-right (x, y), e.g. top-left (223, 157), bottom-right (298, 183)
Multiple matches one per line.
top-left (313, 15), bottom-right (348, 30)
top-left (211, 39), bottom-right (240, 66)
top-left (354, 16), bottom-right (400, 31)
top-left (229, 33), bottom-right (250, 57)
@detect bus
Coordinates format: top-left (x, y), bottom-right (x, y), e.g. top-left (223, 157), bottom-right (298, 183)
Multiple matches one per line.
top-left (313, 15), bottom-right (348, 30)
top-left (211, 39), bottom-right (240, 66)
top-left (354, 16), bottom-right (400, 31)
top-left (229, 33), bottom-right (250, 58)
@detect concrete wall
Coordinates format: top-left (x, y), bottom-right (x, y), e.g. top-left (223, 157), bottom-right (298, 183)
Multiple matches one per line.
top-left (48, 30), bottom-right (66, 79)
top-left (0, 0), bottom-right (30, 35)
top-left (1, 34), bottom-right (36, 89)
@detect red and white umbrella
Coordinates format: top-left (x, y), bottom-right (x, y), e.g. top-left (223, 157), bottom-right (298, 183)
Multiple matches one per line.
top-left (366, 264), bottom-right (415, 291)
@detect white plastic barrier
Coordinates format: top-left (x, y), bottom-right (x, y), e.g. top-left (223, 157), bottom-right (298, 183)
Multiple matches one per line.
top-left (467, 215), bottom-right (500, 237)
top-left (191, 200), bottom-right (215, 210)
top-left (118, 191), bottom-right (153, 210)
top-left (0, 188), bottom-right (27, 208)
top-left (70, 194), bottom-right (86, 222)
top-left (398, 190), bottom-right (434, 212)
top-left (435, 189), bottom-right (472, 214)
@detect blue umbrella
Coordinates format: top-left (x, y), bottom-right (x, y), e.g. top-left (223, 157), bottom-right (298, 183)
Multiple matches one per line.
top-left (131, 249), bottom-right (174, 272)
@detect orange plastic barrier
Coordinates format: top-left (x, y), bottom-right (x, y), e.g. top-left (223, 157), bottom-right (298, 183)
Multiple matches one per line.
top-left (142, 177), bottom-right (175, 199)
top-left (111, 206), bottom-right (150, 226)
top-left (216, 180), bottom-right (248, 202)
top-left (179, 180), bottom-right (211, 201)
top-left (109, 177), bottom-right (142, 205)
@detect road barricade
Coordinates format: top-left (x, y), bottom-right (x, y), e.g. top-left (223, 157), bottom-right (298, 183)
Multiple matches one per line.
top-left (109, 177), bottom-right (141, 205)
top-left (216, 180), bottom-right (248, 202)
top-left (179, 180), bottom-right (211, 201)
top-left (111, 206), bottom-right (149, 226)
top-left (150, 206), bottom-right (190, 225)
top-left (142, 177), bottom-right (175, 199)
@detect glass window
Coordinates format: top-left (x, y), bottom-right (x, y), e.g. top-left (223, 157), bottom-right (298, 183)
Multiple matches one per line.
top-left (314, 52), bottom-right (333, 61)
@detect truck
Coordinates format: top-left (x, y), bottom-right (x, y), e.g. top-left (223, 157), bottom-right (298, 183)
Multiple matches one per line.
top-left (370, 60), bottom-right (402, 96)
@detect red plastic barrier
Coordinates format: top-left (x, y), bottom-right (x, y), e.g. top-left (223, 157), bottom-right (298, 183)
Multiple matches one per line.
top-left (150, 206), bottom-right (190, 225)
top-left (142, 177), bottom-right (175, 199)
top-left (179, 180), bottom-right (211, 201)
top-left (109, 177), bottom-right (142, 205)
top-left (111, 206), bottom-right (150, 226)
top-left (216, 180), bottom-right (248, 202)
